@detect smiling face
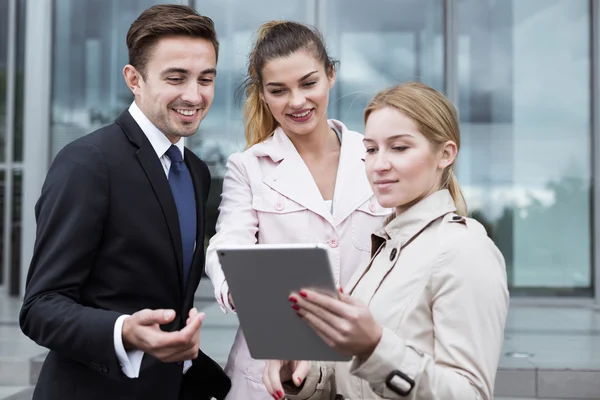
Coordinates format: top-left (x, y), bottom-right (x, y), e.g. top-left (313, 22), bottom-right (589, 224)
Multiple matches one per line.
top-left (123, 35), bottom-right (217, 143)
top-left (260, 50), bottom-right (334, 138)
top-left (364, 106), bottom-right (457, 214)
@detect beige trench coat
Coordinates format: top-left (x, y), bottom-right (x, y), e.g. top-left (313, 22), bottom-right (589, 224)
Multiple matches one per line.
top-left (285, 190), bottom-right (509, 400)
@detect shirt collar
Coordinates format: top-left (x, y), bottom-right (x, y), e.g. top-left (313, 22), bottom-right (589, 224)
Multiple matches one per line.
top-left (128, 101), bottom-right (185, 159)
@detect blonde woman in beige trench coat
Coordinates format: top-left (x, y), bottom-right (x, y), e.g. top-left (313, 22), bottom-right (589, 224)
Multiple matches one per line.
top-left (263, 82), bottom-right (510, 400)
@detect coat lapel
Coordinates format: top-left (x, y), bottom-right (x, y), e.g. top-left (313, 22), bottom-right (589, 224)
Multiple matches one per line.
top-left (330, 122), bottom-right (374, 225)
top-left (116, 111), bottom-right (184, 293)
top-left (255, 127), bottom-right (335, 225)
top-left (183, 149), bottom-right (207, 300)
top-left (252, 121), bottom-right (376, 227)
top-left (346, 191), bottom-right (457, 296)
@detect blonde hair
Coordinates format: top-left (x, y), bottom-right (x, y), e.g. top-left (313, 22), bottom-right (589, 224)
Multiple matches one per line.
top-left (241, 21), bottom-right (337, 148)
top-left (364, 82), bottom-right (467, 215)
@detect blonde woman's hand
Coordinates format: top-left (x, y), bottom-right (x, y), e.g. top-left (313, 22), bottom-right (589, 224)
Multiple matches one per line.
top-left (263, 359), bottom-right (310, 400)
top-left (289, 289), bottom-right (382, 359)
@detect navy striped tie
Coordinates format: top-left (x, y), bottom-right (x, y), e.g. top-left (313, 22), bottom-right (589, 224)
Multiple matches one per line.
top-left (165, 145), bottom-right (196, 286)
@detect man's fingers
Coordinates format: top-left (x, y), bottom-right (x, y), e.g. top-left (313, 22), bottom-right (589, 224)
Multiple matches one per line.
top-left (179, 312), bottom-right (204, 342)
top-left (138, 309), bottom-right (175, 326)
top-left (158, 345), bottom-right (199, 363)
top-left (188, 307), bottom-right (198, 319)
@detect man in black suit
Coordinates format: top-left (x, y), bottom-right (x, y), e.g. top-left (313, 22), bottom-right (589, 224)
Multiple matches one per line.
top-left (19, 5), bottom-right (231, 400)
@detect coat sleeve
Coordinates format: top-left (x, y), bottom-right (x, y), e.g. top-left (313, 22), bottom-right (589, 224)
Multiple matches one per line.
top-left (350, 228), bottom-right (509, 399)
top-left (19, 139), bottom-right (123, 379)
top-left (204, 152), bottom-right (260, 312)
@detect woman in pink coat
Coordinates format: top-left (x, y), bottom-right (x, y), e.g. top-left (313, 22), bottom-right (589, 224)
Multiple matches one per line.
top-left (204, 21), bottom-right (390, 400)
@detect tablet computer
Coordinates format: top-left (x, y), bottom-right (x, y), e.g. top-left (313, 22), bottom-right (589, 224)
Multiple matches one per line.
top-left (217, 243), bottom-right (351, 362)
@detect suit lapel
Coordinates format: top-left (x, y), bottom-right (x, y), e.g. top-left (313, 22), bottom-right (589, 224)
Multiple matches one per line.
top-left (184, 149), bottom-right (206, 300)
top-left (116, 111), bottom-right (184, 293)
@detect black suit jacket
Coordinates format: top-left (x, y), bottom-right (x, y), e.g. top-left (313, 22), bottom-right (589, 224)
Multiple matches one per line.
top-left (19, 110), bottom-right (231, 400)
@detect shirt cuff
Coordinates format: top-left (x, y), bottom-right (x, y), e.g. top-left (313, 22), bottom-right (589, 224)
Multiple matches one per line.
top-left (183, 359), bottom-right (193, 373)
top-left (113, 315), bottom-right (145, 378)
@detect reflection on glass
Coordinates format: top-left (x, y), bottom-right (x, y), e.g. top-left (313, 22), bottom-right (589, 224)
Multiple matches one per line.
top-left (325, 0), bottom-right (444, 132)
top-left (191, 0), bottom-right (310, 242)
top-left (0, 170), bottom-right (4, 285)
top-left (457, 0), bottom-right (591, 294)
top-left (51, 0), bottom-right (166, 159)
top-left (10, 169), bottom-right (21, 294)
top-left (13, 0), bottom-right (26, 162)
top-left (0, 0), bottom-right (8, 163)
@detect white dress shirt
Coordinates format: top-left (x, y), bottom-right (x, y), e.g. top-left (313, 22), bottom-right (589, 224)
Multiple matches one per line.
top-left (112, 101), bottom-right (191, 378)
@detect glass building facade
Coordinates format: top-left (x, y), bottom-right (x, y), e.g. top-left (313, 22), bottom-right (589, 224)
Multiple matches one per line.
top-left (1, 0), bottom-right (599, 303)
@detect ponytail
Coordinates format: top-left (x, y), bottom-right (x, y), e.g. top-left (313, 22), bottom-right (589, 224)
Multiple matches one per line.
top-left (444, 168), bottom-right (467, 216)
top-left (243, 79), bottom-right (278, 148)
top-left (243, 21), bottom-right (286, 148)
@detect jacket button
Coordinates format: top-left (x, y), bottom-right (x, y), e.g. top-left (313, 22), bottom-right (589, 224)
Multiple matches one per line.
top-left (369, 203), bottom-right (376, 212)
top-left (389, 248), bottom-right (397, 261)
top-left (329, 239), bottom-right (339, 248)
top-left (275, 202), bottom-right (284, 211)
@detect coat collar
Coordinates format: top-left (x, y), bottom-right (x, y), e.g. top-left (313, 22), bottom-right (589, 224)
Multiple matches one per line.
top-left (345, 190), bottom-right (457, 295)
top-left (371, 189), bottom-right (457, 256)
top-left (250, 120), bottom-right (374, 225)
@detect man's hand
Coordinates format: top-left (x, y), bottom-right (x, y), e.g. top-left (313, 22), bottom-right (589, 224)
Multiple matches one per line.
top-left (122, 308), bottom-right (204, 363)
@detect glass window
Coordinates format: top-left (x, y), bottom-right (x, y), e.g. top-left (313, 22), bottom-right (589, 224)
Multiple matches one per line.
top-left (0, 0), bottom-right (7, 285)
top-left (324, 0), bottom-right (444, 132)
top-left (191, 0), bottom-right (312, 243)
top-left (13, 0), bottom-right (25, 162)
top-left (10, 168), bottom-right (21, 294)
top-left (0, 0), bottom-right (8, 163)
top-left (457, 0), bottom-right (591, 294)
top-left (50, 0), bottom-right (167, 159)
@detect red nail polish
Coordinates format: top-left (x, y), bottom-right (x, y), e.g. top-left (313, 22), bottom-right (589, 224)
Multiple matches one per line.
top-left (272, 395), bottom-right (278, 400)
top-left (291, 304), bottom-right (300, 311)
top-left (289, 296), bottom-right (298, 303)
top-left (277, 390), bottom-right (284, 398)
top-left (339, 287), bottom-right (344, 294)
top-left (299, 290), bottom-right (308, 298)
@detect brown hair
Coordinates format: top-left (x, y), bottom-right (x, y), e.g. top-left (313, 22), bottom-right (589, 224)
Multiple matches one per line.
top-left (364, 82), bottom-right (467, 215)
top-left (241, 21), bottom-right (338, 148)
top-left (126, 4), bottom-right (219, 79)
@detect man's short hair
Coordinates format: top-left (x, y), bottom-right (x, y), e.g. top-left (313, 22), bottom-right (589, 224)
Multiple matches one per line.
top-left (126, 4), bottom-right (219, 78)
